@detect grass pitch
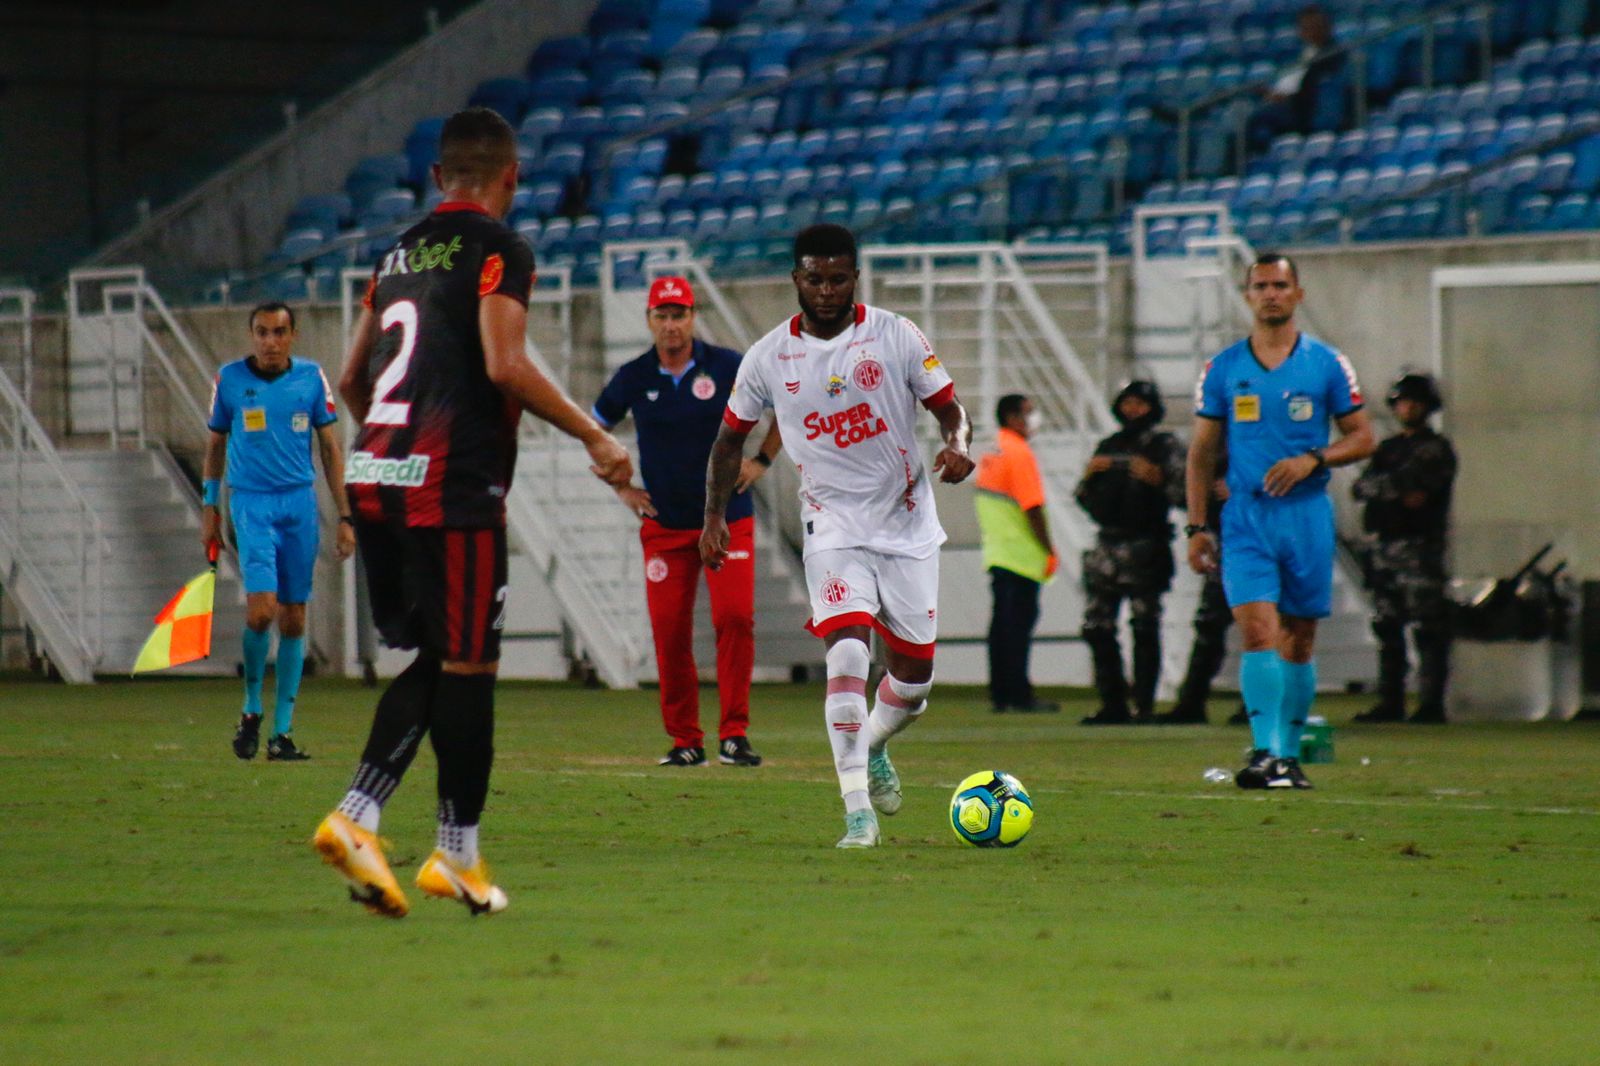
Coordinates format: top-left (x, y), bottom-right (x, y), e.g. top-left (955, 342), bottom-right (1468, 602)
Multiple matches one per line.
top-left (2, 675), bottom-right (1598, 1065)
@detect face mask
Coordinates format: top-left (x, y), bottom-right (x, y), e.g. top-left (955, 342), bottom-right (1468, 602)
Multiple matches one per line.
top-left (1024, 411), bottom-right (1043, 434)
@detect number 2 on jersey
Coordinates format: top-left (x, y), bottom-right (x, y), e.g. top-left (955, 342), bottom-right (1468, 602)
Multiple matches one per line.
top-left (367, 299), bottom-right (417, 426)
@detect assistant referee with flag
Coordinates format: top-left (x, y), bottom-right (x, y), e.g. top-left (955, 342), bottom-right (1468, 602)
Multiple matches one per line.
top-left (202, 301), bottom-right (355, 762)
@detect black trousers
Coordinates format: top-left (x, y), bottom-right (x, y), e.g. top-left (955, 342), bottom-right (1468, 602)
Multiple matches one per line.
top-left (988, 566), bottom-right (1042, 709)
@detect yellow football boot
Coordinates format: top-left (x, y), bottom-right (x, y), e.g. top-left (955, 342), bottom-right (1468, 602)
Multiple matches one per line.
top-left (415, 850), bottom-right (509, 916)
top-left (312, 811), bottom-right (409, 918)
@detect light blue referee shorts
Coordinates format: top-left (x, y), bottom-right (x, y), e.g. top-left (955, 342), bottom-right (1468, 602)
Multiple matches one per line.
top-left (1219, 490), bottom-right (1335, 619)
top-left (230, 485), bottom-right (319, 602)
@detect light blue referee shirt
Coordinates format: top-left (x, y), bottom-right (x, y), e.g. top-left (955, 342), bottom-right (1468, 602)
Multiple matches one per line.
top-left (207, 357), bottom-right (337, 493)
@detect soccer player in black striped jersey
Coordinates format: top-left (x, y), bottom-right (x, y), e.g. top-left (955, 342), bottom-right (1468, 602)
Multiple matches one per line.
top-left (312, 107), bottom-right (632, 918)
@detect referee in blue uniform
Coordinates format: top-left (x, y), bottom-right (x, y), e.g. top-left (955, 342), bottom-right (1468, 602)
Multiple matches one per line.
top-left (202, 302), bottom-right (356, 761)
top-left (1186, 254), bottom-right (1374, 790)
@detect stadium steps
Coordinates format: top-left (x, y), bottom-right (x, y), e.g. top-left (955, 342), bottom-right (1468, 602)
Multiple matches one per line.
top-left (31, 449), bottom-right (246, 677)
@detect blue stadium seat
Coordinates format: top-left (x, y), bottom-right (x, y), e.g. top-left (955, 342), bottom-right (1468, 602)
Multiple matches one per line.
top-left (470, 78), bottom-right (533, 123)
top-left (1548, 191), bottom-right (1592, 228)
top-left (1303, 168), bottom-right (1339, 204)
top-left (1508, 192), bottom-right (1553, 230)
top-left (277, 228), bottom-right (325, 261)
top-left (1570, 133), bottom-right (1600, 189)
top-left (1538, 150), bottom-right (1577, 192)
top-left (1401, 162), bottom-right (1439, 194)
top-left (1335, 166), bottom-right (1371, 203)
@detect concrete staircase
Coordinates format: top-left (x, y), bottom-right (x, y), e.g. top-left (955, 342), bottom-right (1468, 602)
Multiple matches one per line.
top-left (40, 449), bottom-right (243, 676)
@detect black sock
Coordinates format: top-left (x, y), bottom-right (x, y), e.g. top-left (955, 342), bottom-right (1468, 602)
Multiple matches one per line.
top-left (347, 654), bottom-right (442, 805)
top-left (429, 672), bottom-right (496, 826)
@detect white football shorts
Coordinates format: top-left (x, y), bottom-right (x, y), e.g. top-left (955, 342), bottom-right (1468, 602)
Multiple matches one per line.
top-left (802, 546), bottom-right (939, 659)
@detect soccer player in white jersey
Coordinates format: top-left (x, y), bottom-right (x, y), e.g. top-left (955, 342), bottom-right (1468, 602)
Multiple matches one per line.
top-left (700, 224), bottom-right (975, 848)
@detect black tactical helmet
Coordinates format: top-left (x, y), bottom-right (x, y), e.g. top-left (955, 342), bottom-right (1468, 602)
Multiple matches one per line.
top-left (1113, 379), bottom-right (1165, 425)
top-left (1386, 372), bottom-right (1442, 413)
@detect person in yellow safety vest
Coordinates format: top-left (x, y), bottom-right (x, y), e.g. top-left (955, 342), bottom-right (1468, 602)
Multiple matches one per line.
top-left (974, 393), bottom-right (1060, 713)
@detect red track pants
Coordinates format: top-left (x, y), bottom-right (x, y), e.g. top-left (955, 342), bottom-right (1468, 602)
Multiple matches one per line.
top-left (640, 516), bottom-right (754, 748)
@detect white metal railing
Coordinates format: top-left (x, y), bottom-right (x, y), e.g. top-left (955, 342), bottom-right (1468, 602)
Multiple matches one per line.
top-left (0, 288), bottom-right (36, 409)
top-left (602, 239), bottom-right (758, 353)
top-left (67, 267), bottom-right (214, 448)
top-left (858, 241), bottom-right (1116, 568)
top-left (0, 364), bottom-right (107, 680)
top-left (859, 242), bottom-right (1115, 440)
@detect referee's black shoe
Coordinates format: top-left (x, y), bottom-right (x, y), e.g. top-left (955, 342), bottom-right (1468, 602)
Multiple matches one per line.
top-left (1267, 756), bottom-right (1313, 790)
top-left (658, 746), bottom-right (707, 767)
top-left (267, 733), bottom-right (310, 761)
top-left (1234, 748), bottom-right (1276, 789)
top-left (233, 713), bottom-right (261, 760)
top-left (718, 736), bottom-right (763, 766)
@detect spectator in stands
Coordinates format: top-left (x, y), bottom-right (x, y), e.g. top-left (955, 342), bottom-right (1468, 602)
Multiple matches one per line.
top-left (1248, 5), bottom-right (1346, 150)
top-left (202, 301), bottom-right (355, 763)
top-left (1076, 381), bottom-right (1187, 725)
top-left (594, 276), bottom-right (780, 768)
top-left (974, 393), bottom-right (1060, 714)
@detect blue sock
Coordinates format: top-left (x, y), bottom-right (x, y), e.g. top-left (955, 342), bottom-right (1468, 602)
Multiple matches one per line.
top-left (274, 635), bottom-right (305, 736)
top-left (242, 627), bottom-right (270, 717)
top-left (1239, 650), bottom-right (1284, 755)
top-left (1280, 659), bottom-right (1317, 761)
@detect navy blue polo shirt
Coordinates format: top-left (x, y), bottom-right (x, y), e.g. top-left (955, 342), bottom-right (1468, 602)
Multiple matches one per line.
top-left (593, 338), bottom-right (752, 531)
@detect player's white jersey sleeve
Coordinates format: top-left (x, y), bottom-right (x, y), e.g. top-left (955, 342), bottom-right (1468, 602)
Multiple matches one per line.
top-left (891, 313), bottom-right (955, 404)
top-left (724, 331), bottom-right (774, 428)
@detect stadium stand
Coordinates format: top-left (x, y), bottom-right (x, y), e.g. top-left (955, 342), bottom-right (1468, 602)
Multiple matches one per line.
top-left (230, 0), bottom-right (1599, 298)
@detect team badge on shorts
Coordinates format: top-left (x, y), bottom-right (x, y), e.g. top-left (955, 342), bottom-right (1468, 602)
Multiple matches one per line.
top-left (1287, 393), bottom-right (1315, 421)
top-left (826, 375), bottom-right (847, 397)
top-left (692, 374), bottom-right (716, 400)
top-left (852, 359), bottom-right (883, 391)
top-left (646, 556), bottom-right (669, 583)
top-left (821, 576), bottom-right (850, 606)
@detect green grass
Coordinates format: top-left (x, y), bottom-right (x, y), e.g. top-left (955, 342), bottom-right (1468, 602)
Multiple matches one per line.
top-left (2, 676), bottom-right (1598, 1065)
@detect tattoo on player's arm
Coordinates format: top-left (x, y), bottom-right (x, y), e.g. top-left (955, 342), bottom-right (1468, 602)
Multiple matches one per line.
top-left (704, 427), bottom-right (747, 519)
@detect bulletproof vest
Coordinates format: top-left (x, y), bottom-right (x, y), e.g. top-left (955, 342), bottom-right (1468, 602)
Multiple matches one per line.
top-left (1362, 429), bottom-right (1454, 540)
top-left (1078, 427), bottom-right (1177, 537)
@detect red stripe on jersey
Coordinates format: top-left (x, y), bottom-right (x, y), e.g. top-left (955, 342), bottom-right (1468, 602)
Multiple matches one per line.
top-left (921, 382), bottom-right (956, 410)
top-left (435, 201), bottom-right (492, 215)
top-left (788, 314), bottom-right (802, 337)
top-left (472, 528), bottom-right (495, 661)
top-left (446, 531), bottom-right (466, 659)
top-left (805, 610), bottom-right (877, 639)
top-left (406, 412), bottom-right (450, 527)
top-left (723, 408), bottom-right (757, 432)
top-left (853, 303), bottom-right (866, 324)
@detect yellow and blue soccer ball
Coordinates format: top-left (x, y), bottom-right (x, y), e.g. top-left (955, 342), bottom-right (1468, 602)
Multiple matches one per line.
top-left (949, 770), bottom-right (1034, 847)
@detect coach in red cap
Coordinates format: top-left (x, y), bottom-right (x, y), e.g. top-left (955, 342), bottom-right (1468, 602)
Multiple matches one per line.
top-left (593, 276), bottom-right (781, 767)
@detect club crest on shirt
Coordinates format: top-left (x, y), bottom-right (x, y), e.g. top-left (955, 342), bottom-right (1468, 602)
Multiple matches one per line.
top-left (821, 576), bottom-right (850, 607)
top-left (1287, 393), bottom-right (1314, 421)
top-left (852, 359), bottom-right (883, 392)
top-left (826, 374), bottom-right (847, 397)
top-left (692, 374), bottom-right (716, 400)
top-left (646, 389), bottom-right (659, 401)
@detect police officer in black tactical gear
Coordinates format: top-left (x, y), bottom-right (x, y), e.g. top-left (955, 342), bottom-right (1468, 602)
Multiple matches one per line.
top-left (1351, 372), bottom-right (1457, 723)
top-left (1152, 445), bottom-right (1233, 724)
top-left (1075, 380), bottom-right (1187, 725)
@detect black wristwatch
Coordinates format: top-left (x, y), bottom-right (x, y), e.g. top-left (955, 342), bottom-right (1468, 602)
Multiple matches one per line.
top-left (1305, 447), bottom-right (1327, 472)
top-left (753, 453), bottom-right (773, 468)
top-left (338, 515), bottom-right (355, 526)
top-left (1183, 524), bottom-right (1210, 538)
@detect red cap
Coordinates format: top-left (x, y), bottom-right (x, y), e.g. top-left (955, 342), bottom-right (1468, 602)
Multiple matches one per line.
top-left (647, 276), bottom-right (694, 309)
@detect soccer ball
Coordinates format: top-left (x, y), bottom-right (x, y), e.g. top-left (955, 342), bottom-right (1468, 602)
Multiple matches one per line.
top-left (949, 770), bottom-right (1034, 847)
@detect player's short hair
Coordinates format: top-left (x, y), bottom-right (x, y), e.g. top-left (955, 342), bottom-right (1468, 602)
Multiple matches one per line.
top-left (995, 393), bottom-right (1028, 426)
top-left (793, 223), bottom-right (857, 268)
top-left (438, 106), bottom-right (517, 188)
top-left (248, 301), bottom-right (296, 331)
top-left (1245, 251), bottom-right (1299, 285)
